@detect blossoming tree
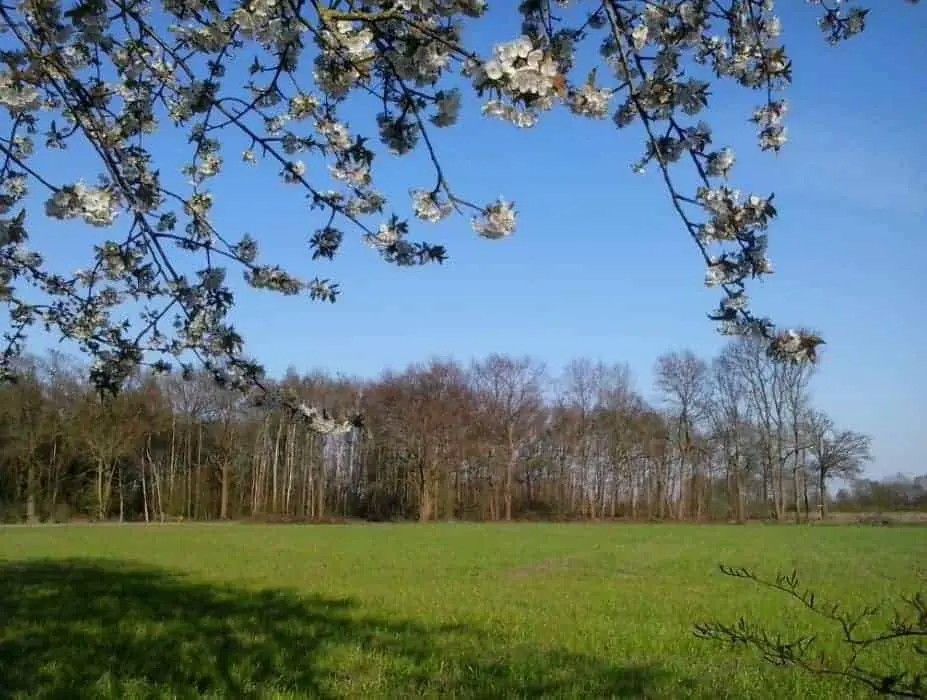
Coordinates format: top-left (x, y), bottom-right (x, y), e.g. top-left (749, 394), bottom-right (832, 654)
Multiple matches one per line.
top-left (0, 0), bottom-right (918, 420)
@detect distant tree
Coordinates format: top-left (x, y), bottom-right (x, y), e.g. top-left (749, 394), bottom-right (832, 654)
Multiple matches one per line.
top-left (4, 0), bottom-right (914, 399)
top-left (0, 359), bottom-right (49, 521)
top-left (843, 475), bottom-right (927, 513)
top-left (470, 354), bottom-right (545, 521)
top-left (558, 358), bottom-right (603, 518)
top-left (807, 411), bottom-right (872, 519)
top-left (373, 358), bottom-right (473, 521)
top-left (707, 350), bottom-right (752, 522)
top-left (718, 336), bottom-right (814, 520)
top-left (592, 362), bottom-right (645, 518)
top-left (655, 350), bottom-right (709, 519)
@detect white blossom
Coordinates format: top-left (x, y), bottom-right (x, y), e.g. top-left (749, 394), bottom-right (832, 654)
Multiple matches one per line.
top-left (569, 81), bottom-right (612, 119)
top-left (411, 190), bottom-right (452, 223)
top-left (288, 93), bottom-right (317, 121)
top-left (282, 160), bottom-right (306, 183)
top-left (45, 182), bottom-right (119, 227)
top-left (472, 198), bottom-right (516, 239)
top-left (0, 72), bottom-right (42, 113)
top-left (706, 148), bottom-right (735, 178)
top-left (316, 119), bottom-right (352, 152)
top-left (2, 174), bottom-right (28, 202)
top-left (431, 90), bottom-right (461, 127)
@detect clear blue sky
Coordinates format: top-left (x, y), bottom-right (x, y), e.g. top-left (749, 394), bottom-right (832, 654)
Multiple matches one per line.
top-left (9, 3), bottom-right (926, 479)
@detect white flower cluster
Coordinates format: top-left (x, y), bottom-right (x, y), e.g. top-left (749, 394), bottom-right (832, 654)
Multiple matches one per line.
top-left (467, 36), bottom-right (562, 127)
top-left (96, 242), bottom-right (141, 281)
top-left (232, 0), bottom-right (284, 44)
top-left (431, 90), bottom-right (461, 127)
top-left (704, 257), bottom-right (742, 287)
top-left (696, 187), bottom-right (775, 246)
top-left (329, 158), bottom-right (371, 188)
top-left (705, 147), bottom-right (735, 178)
top-left (323, 20), bottom-right (374, 59)
top-left (634, 0), bottom-right (709, 61)
top-left (769, 329), bottom-right (824, 364)
top-left (313, 20), bottom-right (376, 98)
top-left (45, 182), bottom-right (120, 227)
top-left (568, 78), bottom-right (613, 119)
top-left (704, 235), bottom-right (772, 286)
top-left (720, 290), bottom-right (748, 313)
top-left (472, 198), bottom-right (516, 239)
top-left (481, 100), bottom-right (539, 128)
top-left (2, 174), bottom-right (28, 202)
top-left (363, 217), bottom-right (433, 267)
top-left (345, 190), bottom-right (386, 217)
top-left (281, 160), bottom-right (306, 184)
top-left (288, 93), bottom-right (317, 121)
top-left (246, 265), bottom-right (303, 295)
top-left (411, 190), bottom-right (452, 223)
top-left (184, 192), bottom-right (213, 220)
top-left (377, 113), bottom-right (419, 155)
top-left (388, 31), bottom-right (454, 86)
top-left (365, 221), bottom-right (403, 250)
top-left (0, 71), bottom-right (42, 113)
top-left (315, 119), bottom-right (351, 151)
top-left (751, 100), bottom-right (789, 152)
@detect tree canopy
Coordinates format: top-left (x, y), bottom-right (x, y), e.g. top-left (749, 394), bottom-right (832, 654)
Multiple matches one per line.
top-left (0, 0), bottom-right (919, 397)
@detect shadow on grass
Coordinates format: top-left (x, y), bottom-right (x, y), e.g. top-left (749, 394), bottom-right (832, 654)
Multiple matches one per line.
top-left (0, 558), bottom-right (670, 699)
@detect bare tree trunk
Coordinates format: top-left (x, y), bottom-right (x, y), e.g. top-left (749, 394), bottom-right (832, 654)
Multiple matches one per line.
top-left (656, 457), bottom-right (666, 519)
top-left (818, 468), bottom-right (828, 520)
top-left (97, 457), bottom-right (106, 521)
top-left (704, 457), bottom-right (712, 521)
top-left (418, 458), bottom-right (432, 522)
top-left (803, 474), bottom-right (811, 522)
top-left (775, 442), bottom-right (786, 521)
top-left (195, 423), bottom-right (203, 519)
top-left (167, 415), bottom-right (177, 518)
top-left (315, 446), bottom-right (326, 520)
top-left (25, 459), bottom-right (38, 523)
top-left (284, 422), bottom-right (297, 515)
top-left (252, 420), bottom-right (269, 514)
top-left (736, 467), bottom-right (746, 524)
top-left (141, 454), bottom-right (150, 523)
top-left (118, 465), bottom-right (125, 523)
top-left (148, 439), bottom-right (165, 523)
top-left (49, 438), bottom-right (59, 511)
top-left (185, 426), bottom-right (193, 518)
top-left (792, 466), bottom-right (802, 524)
top-left (219, 458), bottom-right (231, 520)
top-left (505, 427), bottom-right (516, 521)
top-left (271, 418), bottom-right (284, 513)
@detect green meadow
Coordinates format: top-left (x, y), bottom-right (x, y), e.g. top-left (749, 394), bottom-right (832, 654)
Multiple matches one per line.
top-left (1, 523), bottom-right (923, 699)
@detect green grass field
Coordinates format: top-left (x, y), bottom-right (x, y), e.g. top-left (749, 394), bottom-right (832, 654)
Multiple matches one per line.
top-left (0, 523), bottom-right (923, 699)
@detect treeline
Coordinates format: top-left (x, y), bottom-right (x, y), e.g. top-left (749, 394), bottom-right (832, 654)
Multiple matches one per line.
top-left (833, 474), bottom-right (927, 513)
top-left (0, 337), bottom-right (889, 524)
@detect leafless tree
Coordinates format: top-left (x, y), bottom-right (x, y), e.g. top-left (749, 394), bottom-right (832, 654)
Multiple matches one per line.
top-left (807, 411), bottom-right (873, 519)
top-left (470, 354), bottom-right (546, 521)
top-left (655, 350), bottom-right (709, 519)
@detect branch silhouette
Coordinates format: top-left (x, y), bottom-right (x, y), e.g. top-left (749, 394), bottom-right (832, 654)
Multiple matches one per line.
top-left (694, 565), bottom-right (927, 698)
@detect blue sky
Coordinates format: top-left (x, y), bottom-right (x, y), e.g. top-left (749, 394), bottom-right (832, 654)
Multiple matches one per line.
top-left (7, 2), bottom-right (926, 478)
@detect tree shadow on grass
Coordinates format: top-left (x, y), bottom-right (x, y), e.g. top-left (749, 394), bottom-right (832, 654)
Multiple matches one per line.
top-left (0, 558), bottom-right (672, 699)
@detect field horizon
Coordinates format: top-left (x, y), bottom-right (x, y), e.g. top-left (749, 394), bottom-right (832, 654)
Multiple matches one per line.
top-left (1, 523), bottom-right (923, 698)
